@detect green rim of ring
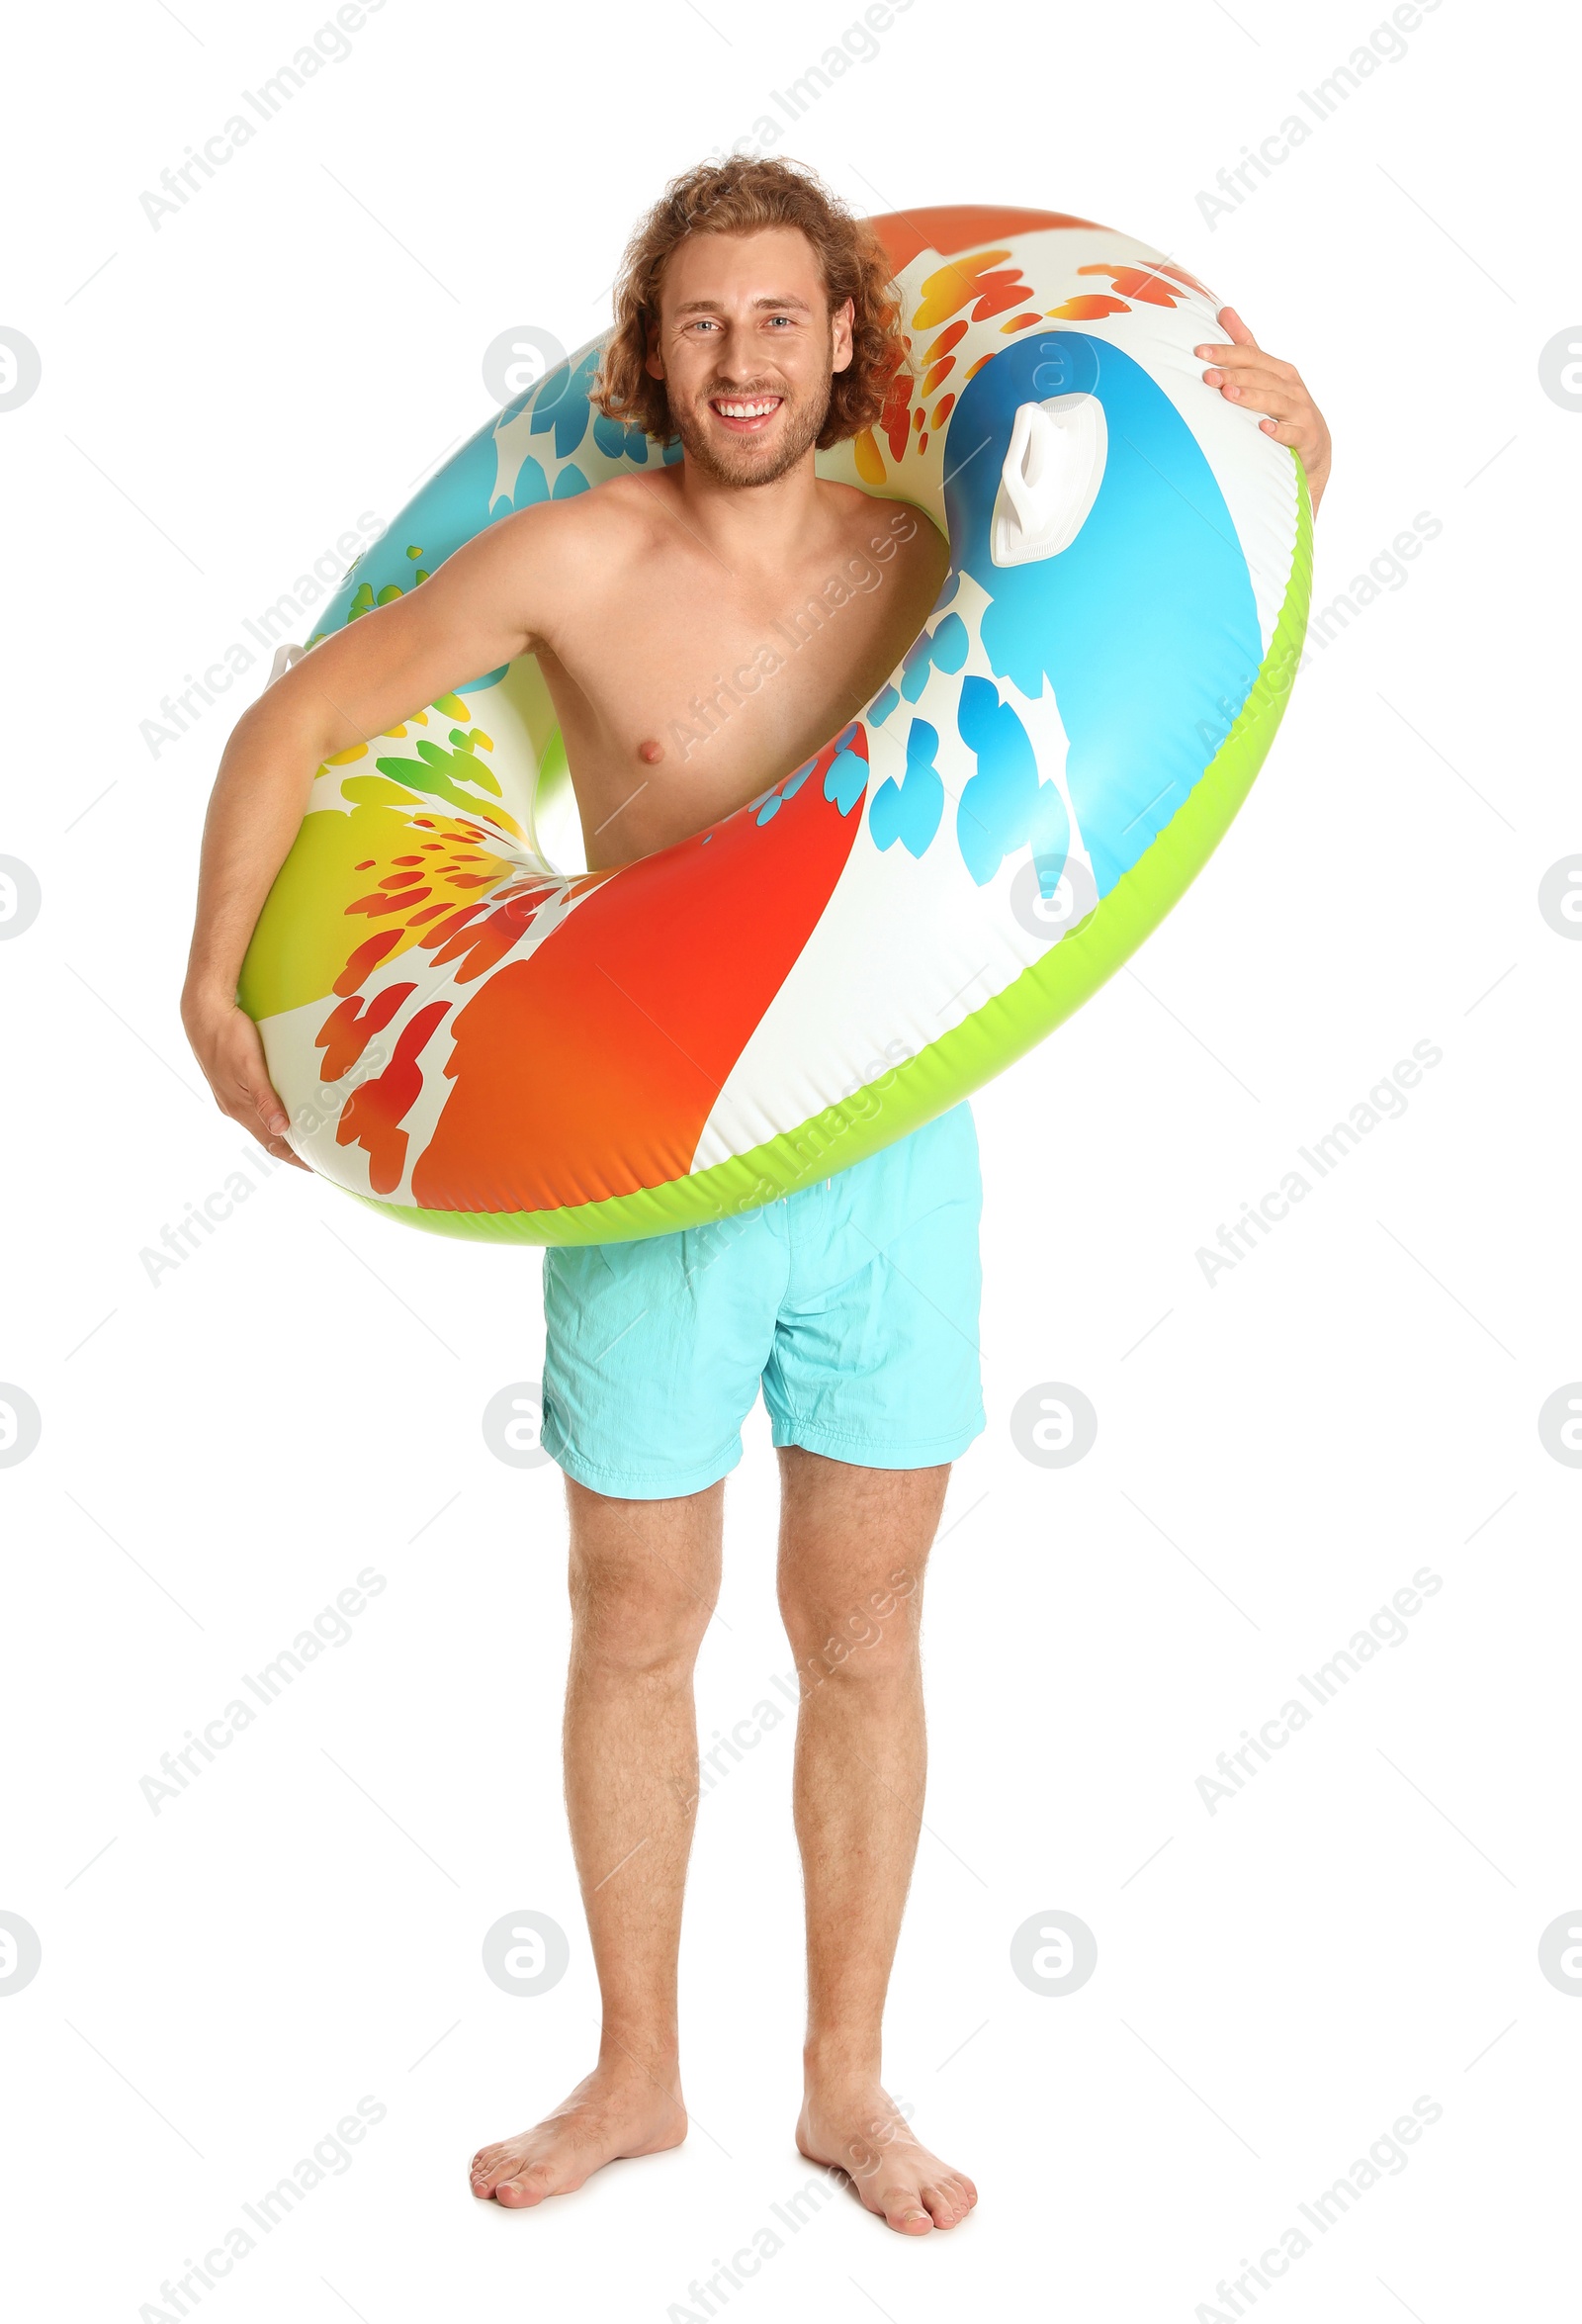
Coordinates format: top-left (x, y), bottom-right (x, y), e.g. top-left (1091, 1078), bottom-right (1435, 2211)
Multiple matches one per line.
top-left (347, 455), bottom-right (1313, 1246)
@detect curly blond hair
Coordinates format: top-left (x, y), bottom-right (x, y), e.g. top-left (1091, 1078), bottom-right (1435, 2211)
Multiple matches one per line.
top-left (590, 156), bottom-right (908, 452)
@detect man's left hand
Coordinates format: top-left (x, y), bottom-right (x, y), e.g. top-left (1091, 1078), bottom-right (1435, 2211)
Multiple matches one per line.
top-left (1195, 305), bottom-right (1331, 514)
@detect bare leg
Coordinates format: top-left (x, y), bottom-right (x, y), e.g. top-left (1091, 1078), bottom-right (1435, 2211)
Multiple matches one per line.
top-left (471, 1475), bottom-right (722, 2207)
top-left (777, 1445), bottom-right (979, 2234)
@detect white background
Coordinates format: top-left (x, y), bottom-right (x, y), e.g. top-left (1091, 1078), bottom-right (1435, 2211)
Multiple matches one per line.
top-left (2, 0), bottom-right (1579, 2317)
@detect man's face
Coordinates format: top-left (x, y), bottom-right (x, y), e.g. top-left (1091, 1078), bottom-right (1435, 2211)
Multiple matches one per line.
top-left (646, 224), bottom-right (853, 488)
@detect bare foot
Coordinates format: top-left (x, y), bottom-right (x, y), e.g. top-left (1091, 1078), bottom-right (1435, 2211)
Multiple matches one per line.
top-left (471, 2060), bottom-right (686, 2208)
top-left (796, 2080), bottom-right (978, 2235)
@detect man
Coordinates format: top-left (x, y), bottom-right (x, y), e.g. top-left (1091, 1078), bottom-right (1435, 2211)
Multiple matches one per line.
top-left (183, 157), bottom-right (1331, 2235)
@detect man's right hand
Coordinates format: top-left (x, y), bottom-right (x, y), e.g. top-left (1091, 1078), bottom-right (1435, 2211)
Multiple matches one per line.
top-left (180, 499), bottom-right (553, 1181)
top-left (182, 989), bottom-right (310, 1170)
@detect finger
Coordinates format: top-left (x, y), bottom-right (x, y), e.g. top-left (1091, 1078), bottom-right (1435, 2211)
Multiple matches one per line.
top-left (227, 1105), bottom-right (311, 1172)
top-left (220, 1009), bottom-right (291, 1133)
top-left (233, 1069), bottom-right (291, 1140)
top-left (1198, 354), bottom-right (1299, 387)
top-left (1202, 367), bottom-right (1310, 412)
top-left (1215, 383), bottom-right (1308, 420)
top-left (1214, 303), bottom-right (1261, 349)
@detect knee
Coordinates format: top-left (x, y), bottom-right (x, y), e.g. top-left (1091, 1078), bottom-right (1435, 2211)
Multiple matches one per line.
top-left (779, 1587), bottom-right (921, 1690)
top-left (570, 1561), bottom-right (713, 1681)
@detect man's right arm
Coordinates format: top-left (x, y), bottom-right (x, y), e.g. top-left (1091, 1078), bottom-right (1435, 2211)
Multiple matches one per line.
top-left (180, 502), bottom-right (574, 1163)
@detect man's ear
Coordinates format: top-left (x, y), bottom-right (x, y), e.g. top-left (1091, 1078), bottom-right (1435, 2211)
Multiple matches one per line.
top-left (643, 312), bottom-right (664, 383)
top-left (831, 295), bottom-right (855, 376)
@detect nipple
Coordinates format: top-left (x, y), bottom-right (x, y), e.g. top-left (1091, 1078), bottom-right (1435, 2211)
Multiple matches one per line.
top-left (638, 738), bottom-right (664, 764)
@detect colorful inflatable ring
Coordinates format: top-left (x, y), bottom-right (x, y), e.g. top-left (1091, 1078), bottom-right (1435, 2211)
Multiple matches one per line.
top-left (238, 204), bottom-right (1311, 1245)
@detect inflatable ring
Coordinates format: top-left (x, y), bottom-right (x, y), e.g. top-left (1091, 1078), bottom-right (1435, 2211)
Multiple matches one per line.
top-left (239, 204), bottom-right (1311, 1244)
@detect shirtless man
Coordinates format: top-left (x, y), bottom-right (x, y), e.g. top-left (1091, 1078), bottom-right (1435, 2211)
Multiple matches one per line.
top-left (183, 158), bottom-right (1331, 2235)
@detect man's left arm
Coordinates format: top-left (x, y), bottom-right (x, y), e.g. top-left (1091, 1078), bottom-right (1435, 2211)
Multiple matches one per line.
top-left (1195, 305), bottom-right (1332, 515)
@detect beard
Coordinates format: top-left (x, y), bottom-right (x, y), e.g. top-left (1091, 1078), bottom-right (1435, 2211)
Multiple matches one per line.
top-left (666, 370), bottom-right (833, 487)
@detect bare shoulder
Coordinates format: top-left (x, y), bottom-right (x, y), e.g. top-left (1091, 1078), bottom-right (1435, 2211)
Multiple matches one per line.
top-left (822, 476), bottom-right (947, 574)
top-left (372, 465), bottom-right (666, 667)
top-left (484, 468), bottom-right (665, 576)
top-left (819, 477), bottom-right (888, 544)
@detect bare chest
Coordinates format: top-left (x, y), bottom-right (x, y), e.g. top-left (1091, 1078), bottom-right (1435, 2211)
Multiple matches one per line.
top-left (539, 517), bottom-right (934, 861)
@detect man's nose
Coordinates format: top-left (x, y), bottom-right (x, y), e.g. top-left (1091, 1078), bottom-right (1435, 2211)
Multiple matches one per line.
top-left (711, 320), bottom-right (770, 380)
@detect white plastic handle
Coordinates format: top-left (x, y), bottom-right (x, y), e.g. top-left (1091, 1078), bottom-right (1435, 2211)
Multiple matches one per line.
top-left (990, 393), bottom-right (1108, 568)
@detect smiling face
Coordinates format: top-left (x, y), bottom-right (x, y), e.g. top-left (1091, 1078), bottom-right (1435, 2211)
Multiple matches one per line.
top-left (645, 224), bottom-right (854, 487)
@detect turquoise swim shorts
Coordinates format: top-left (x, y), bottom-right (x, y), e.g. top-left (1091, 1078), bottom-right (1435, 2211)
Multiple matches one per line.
top-left (539, 1101), bottom-right (985, 1498)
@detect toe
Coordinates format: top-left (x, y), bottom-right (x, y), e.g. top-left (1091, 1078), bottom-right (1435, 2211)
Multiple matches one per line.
top-left (880, 2188), bottom-right (933, 2234)
top-left (495, 2162), bottom-right (558, 2208)
top-left (470, 2149), bottom-right (516, 2196)
top-left (922, 2175), bottom-right (977, 2227)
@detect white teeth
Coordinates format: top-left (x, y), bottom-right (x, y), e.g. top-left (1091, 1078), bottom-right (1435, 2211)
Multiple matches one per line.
top-left (714, 398), bottom-right (779, 417)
